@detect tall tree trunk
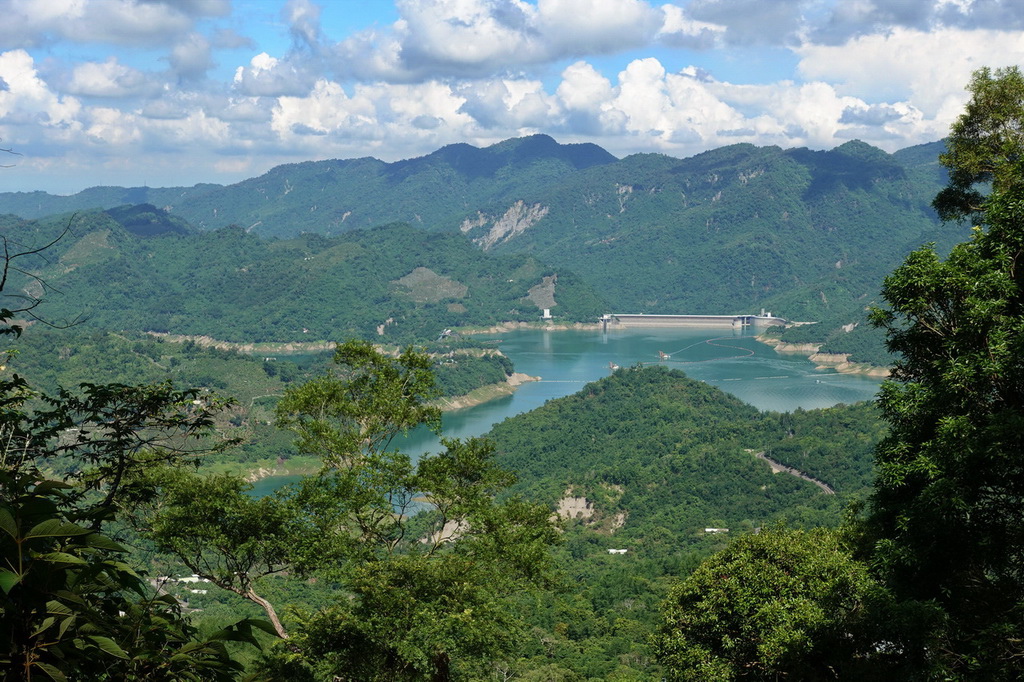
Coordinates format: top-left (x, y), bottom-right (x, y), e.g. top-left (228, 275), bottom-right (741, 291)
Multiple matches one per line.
top-left (245, 586), bottom-right (289, 639)
top-left (431, 652), bottom-right (451, 682)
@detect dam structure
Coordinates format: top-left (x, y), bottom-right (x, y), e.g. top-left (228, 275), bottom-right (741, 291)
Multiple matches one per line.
top-left (601, 312), bottom-right (787, 332)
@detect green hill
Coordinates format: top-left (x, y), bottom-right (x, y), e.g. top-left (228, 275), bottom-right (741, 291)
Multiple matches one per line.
top-left (490, 365), bottom-right (882, 551)
top-left (0, 136), bottom-right (965, 354)
top-left (5, 210), bottom-right (607, 343)
top-left (483, 365), bottom-right (885, 677)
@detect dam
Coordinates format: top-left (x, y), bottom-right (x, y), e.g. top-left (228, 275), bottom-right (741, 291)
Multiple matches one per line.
top-left (601, 312), bottom-right (787, 331)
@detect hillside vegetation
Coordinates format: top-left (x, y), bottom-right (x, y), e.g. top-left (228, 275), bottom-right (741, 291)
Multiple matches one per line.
top-left (4, 212), bottom-right (605, 343)
top-left (0, 137), bottom-right (967, 359)
top-left (8, 65), bottom-right (1024, 680)
top-left (481, 366), bottom-right (885, 677)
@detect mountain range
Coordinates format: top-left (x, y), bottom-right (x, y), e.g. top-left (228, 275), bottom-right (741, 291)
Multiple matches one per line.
top-left (0, 135), bottom-right (966, 340)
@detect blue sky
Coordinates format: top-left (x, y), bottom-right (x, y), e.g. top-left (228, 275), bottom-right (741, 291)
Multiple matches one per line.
top-left (2, 0), bottom-right (1023, 194)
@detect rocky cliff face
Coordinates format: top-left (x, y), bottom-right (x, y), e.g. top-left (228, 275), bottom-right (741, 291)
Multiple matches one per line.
top-left (462, 200), bottom-right (550, 250)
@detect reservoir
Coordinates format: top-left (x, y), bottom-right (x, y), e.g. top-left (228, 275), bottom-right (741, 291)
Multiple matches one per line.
top-left (249, 326), bottom-right (884, 497)
top-left (427, 327), bottom-right (881, 446)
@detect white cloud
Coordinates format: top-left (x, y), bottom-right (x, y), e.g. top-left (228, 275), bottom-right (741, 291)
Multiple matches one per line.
top-left (144, 109), bottom-right (232, 148)
top-left (557, 61), bottom-right (614, 110)
top-left (536, 0), bottom-right (663, 53)
top-left (459, 78), bottom-right (560, 129)
top-left (168, 33), bottom-right (214, 80)
top-left (7, 0), bottom-right (194, 47)
top-left (140, 0), bottom-right (231, 18)
top-left (270, 78), bottom-right (475, 150)
top-left (66, 58), bottom-right (155, 97)
top-left (544, 57), bottom-right (942, 157)
top-left (85, 106), bottom-right (142, 146)
top-left (391, 0), bottom-right (543, 74)
top-left (657, 3), bottom-right (724, 48)
top-left (329, 0), bottom-right (667, 81)
top-left (233, 52), bottom-right (315, 97)
top-left (812, 0), bottom-right (1024, 44)
top-left (686, 0), bottom-right (805, 47)
top-left (272, 79), bottom-right (378, 140)
top-left (591, 59), bottom-right (753, 148)
top-left (382, 81), bottom-right (473, 129)
top-left (211, 96), bottom-right (273, 123)
top-left (284, 0), bottom-right (325, 50)
top-left (796, 27), bottom-right (1024, 117)
top-left (0, 50), bottom-right (82, 132)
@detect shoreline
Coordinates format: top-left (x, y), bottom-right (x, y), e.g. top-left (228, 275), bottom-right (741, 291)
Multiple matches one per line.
top-left (147, 332), bottom-right (335, 354)
top-left (457, 321), bottom-right (602, 334)
top-left (432, 372), bottom-right (540, 411)
top-left (230, 374), bottom-right (543, 483)
top-left (150, 330), bottom-right (544, 413)
top-left (758, 336), bottom-right (890, 377)
top-left (198, 456), bottom-right (322, 483)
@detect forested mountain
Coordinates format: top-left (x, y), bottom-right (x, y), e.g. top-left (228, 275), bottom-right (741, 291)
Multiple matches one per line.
top-left (491, 366), bottom-right (881, 550)
top-left (481, 366), bottom-right (885, 676)
top-left (0, 137), bottom-right (962, 342)
top-left (4, 210), bottom-right (605, 343)
top-left (484, 140), bottom-right (960, 326)
top-left (0, 135), bottom-right (615, 233)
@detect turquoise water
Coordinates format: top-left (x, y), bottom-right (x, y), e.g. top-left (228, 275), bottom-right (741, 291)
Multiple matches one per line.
top-left (248, 474), bottom-right (305, 497)
top-left (385, 327), bottom-right (880, 460)
top-left (251, 327), bottom-right (884, 493)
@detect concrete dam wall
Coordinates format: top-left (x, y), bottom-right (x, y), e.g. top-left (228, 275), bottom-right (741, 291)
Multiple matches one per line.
top-left (603, 314), bottom-right (787, 330)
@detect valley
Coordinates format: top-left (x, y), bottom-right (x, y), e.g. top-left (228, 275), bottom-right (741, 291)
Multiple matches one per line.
top-left (7, 4), bottom-right (1024, 677)
top-left (0, 135), bottom-right (967, 362)
top-left (0, 132), bottom-right (996, 679)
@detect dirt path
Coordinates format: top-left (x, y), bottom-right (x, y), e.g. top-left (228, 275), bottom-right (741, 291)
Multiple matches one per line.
top-left (146, 332), bottom-right (335, 354)
top-left (752, 450), bottom-right (836, 494)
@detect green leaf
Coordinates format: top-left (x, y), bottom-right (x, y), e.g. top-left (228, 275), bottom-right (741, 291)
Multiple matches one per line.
top-left (57, 614), bottom-right (76, 640)
top-left (31, 616), bottom-right (56, 637)
top-left (53, 589), bottom-right (86, 606)
top-left (45, 600), bottom-right (74, 616)
top-left (81, 532), bottom-right (126, 552)
top-left (238, 618), bottom-right (280, 638)
top-left (33, 552), bottom-right (88, 565)
top-left (0, 508), bottom-right (18, 540)
top-left (33, 662), bottom-right (68, 682)
top-left (0, 569), bottom-right (22, 594)
top-left (25, 519), bottom-right (91, 539)
top-left (87, 635), bottom-right (129, 659)
top-left (33, 480), bottom-right (72, 495)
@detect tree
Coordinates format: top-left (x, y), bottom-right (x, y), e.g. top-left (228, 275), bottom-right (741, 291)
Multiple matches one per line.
top-left (0, 379), bottom-right (274, 681)
top-left (933, 66), bottom-right (1024, 222)
top-left (0, 226), bottom-right (268, 680)
top-left (656, 526), bottom-right (892, 681)
top-left (142, 470), bottom-right (297, 639)
top-left (260, 340), bottom-right (559, 681)
top-left (869, 66), bottom-right (1024, 678)
top-left (275, 339), bottom-right (441, 465)
top-left (0, 467), bottom-right (270, 681)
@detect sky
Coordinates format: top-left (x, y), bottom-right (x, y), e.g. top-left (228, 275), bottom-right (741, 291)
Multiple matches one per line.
top-left (2, 0), bottom-right (1023, 194)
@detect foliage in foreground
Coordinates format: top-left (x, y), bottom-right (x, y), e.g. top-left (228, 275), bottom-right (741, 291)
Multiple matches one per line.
top-left (657, 526), bottom-right (917, 681)
top-left (656, 65), bottom-right (1024, 681)
top-left (145, 340), bottom-right (560, 681)
top-left (0, 228), bottom-right (272, 680)
top-left (868, 65), bottom-right (1024, 679)
top-left (0, 381), bottom-right (270, 680)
